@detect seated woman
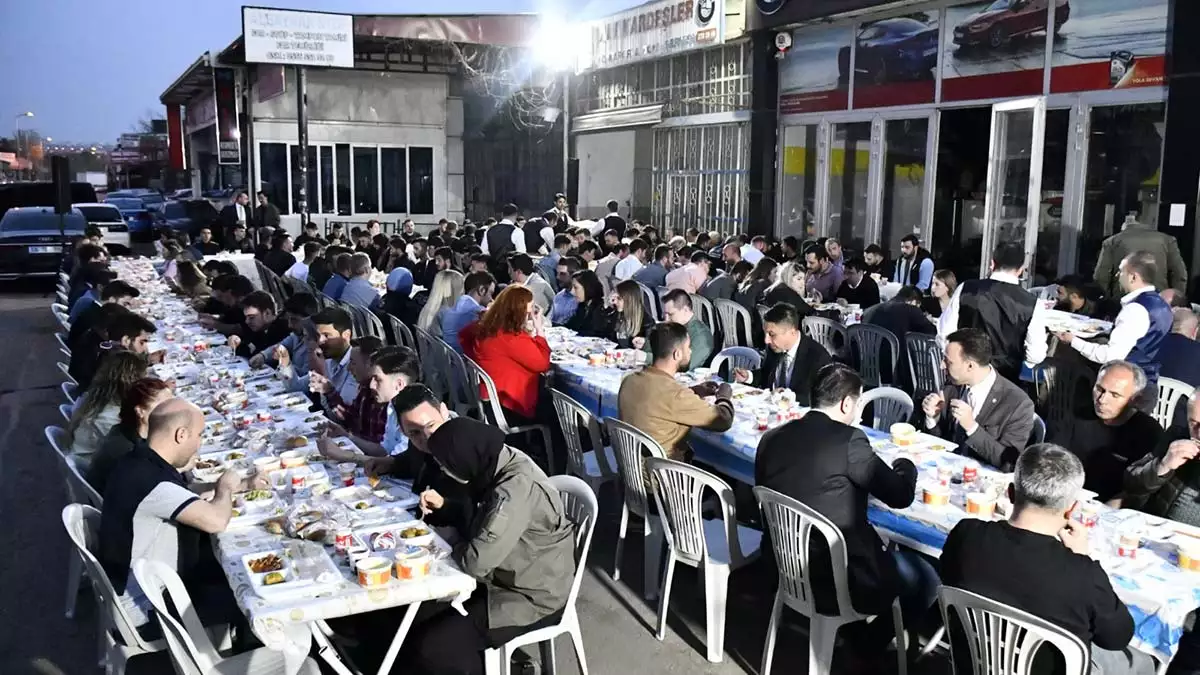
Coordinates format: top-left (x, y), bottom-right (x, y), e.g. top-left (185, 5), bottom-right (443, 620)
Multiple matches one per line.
top-left (174, 260), bottom-right (211, 299)
top-left (564, 269), bottom-right (614, 338)
top-left (402, 416), bottom-right (577, 675)
top-left (66, 350), bottom-right (148, 471)
top-left (761, 261), bottom-right (814, 320)
top-left (418, 269), bottom-right (464, 337)
top-left (735, 257), bottom-right (777, 315)
top-left (381, 266), bottom-right (418, 326)
top-left (460, 285), bottom-right (551, 425)
top-left (86, 378), bottom-right (174, 494)
top-left (610, 280), bottom-right (655, 349)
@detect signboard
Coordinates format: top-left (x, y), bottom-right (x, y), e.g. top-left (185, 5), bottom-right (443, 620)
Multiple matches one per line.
top-left (213, 67), bottom-right (241, 165)
top-left (242, 7), bottom-right (354, 69)
top-left (579, 0), bottom-right (725, 72)
top-left (1050, 0), bottom-right (1167, 93)
top-left (110, 150), bottom-right (142, 165)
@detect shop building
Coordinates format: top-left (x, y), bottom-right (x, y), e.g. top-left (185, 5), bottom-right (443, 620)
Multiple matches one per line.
top-left (749, 0), bottom-right (1198, 285)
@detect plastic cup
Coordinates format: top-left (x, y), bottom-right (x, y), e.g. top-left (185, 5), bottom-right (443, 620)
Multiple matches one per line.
top-left (965, 492), bottom-right (995, 518)
top-left (338, 462), bottom-right (357, 487)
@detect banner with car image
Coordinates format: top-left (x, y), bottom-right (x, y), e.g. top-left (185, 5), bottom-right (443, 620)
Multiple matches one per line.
top-left (940, 0), bottom-right (1052, 101)
top-left (851, 12), bottom-right (939, 108)
top-left (1048, 0), bottom-right (1166, 93)
top-left (778, 24), bottom-right (852, 113)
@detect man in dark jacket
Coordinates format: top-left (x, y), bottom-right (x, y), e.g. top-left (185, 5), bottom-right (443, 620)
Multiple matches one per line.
top-left (864, 286), bottom-right (937, 390)
top-left (733, 303), bottom-right (832, 407)
top-left (756, 363), bottom-right (931, 656)
top-left (836, 257), bottom-right (882, 308)
top-left (219, 191), bottom-right (252, 233)
top-left (253, 192), bottom-right (280, 229)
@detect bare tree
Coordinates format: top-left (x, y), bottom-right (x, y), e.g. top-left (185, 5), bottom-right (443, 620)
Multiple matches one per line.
top-left (130, 108), bottom-right (162, 134)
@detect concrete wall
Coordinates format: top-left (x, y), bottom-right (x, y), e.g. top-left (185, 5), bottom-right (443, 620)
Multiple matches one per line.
top-left (249, 68), bottom-right (464, 224)
top-left (575, 128), bottom-right (653, 220)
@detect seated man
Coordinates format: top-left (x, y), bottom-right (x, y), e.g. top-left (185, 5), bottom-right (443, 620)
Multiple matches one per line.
top-left (68, 280), bottom-right (139, 351)
top-left (655, 289), bottom-right (714, 371)
top-left (99, 399), bottom-right (247, 637)
top-left (321, 336), bottom-right (386, 443)
top-left (1054, 274), bottom-right (1106, 318)
top-left (441, 271), bottom-right (495, 353)
top-left (863, 286), bottom-right (936, 390)
top-left (1050, 361), bottom-right (1163, 501)
top-left (322, 252), bottom-right (353, 301)
top-left (1124, 395), bottom-right (1200, 520)
top-left (68, 264), bottom-right (118, 324)
top-left (756, 364), bottom-right (931, 658)
top-left (618, 322), bottom-right (735, 470)
top-left (733, 303), bottom-right (833, 407)
top-left (319, 346), bottom-right (423, 459)
top-left (198, 274), bottom-right (254, 336)
top-left (1158, 308), bottom-right (1200, 391)
top-left (835, 257), bottom-right (881, 309)
top-left (277, 307), bottom-right (358, 407)
top-left (942, 444), bottom-right (1150, 675)
top-left (248, 293), bottom-right (319, 376)
top-left (339, 252), bottom-right (381, 310)
top-left (508, 253), bottom-right (555, 314)
top-left (227, 291), bottom-right (291, 359)
top-left (917, 329), bottom-right (1035, 471)
top-left (71, 310), bottom-right (160, 391)
top-left (550, 257), bottom-right (581, 325)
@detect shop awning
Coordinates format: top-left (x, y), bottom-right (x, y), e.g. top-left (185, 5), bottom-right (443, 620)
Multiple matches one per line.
top-left (160, 53), bottom-right (213, 106)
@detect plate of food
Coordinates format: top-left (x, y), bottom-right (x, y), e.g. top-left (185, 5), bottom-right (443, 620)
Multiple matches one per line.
top-left (191, 458), bottom-right (225, 482)
top-left (236, 489), bottom-right (276, 512)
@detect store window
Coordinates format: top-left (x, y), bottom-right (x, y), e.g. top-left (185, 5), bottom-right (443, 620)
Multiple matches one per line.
top-left (306, 146), bottom-right (319, 216)
top-left (380, 147), bottom-right (407, 214)
top-left (320, 146), bottom-right (334, 214)
top-left (259, 142), bottom-right (289, 216)
top-left (880, 118), bottom-right (929, 257)
top-left (779, 125), bottom-right (818, 240)
top-left (409, 147), bottom-right (434, 215)
top-left (336, 144), bottom-right (351, 216)
top-left (353, 146), bottom-right (378, 214)
top-left (1035, 109), bottom-right (1070, 284)
top-left (827, 122), bottom-right (872, 252)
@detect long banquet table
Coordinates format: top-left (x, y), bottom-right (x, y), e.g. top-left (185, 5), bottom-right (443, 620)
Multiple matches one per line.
top-left (545, 327), bottom-right (1200, 666)
top-left (111, 258), bottom-right (476, 675)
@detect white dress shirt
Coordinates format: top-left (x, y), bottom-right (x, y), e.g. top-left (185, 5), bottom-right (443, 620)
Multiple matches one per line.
top-left (742, 245), bottom-right (765, 265)
top-left (614, 255), bottom-right (645, 281)
top-left (480, 219), bottom-right (526, 255)
top-left (773, 338), bottom-right (801, 388)
top-left (1069, 286), bottom-right (1154, 363)
top-left (285, 260), bottom-right (310, 282)
top-left (235, 203), bottom-right (246, 223)
top-left (939, 271), bottom-right (1048, 367)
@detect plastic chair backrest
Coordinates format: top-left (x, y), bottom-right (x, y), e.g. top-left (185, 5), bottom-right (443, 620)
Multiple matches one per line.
top-left (45, 426), bottom-right (102, 507)
top-left (383, 312), bottom-right (416, 350)
top-left (352, 305), bottom-right (386, 340)
top-left (637, 282), bottom-right (661, 322)
top-left (62, 504), bottom-right (157, 654)
top-left (1154, 377), bottom-right (1194, 429)
top-left (413, 326), bottom-right (448, 400)
top-left (442, 342), bottom-right (482, 419)
top-left (1029, 413), bottom-right (1047, 446)
top-left (549, 389), bottom-right (614, 480)
top-left (802, 316), bottom-right (847, 358)
top-left (132, 559), bottom-right (220, 675)
top-left (690, 294), bottom-right (717, 338)
top-left (712, 298), bottom-right (752, 349)
top-left (753, 486), bottom-right (861, 620)
top-left (603, 417), bottom-right (667, 519)
top-left (546, 475), bottom-right (598, 619)
top-left (464, 355), bottom-right (512, 433)
top-left (60, 403), bottom-right (74, 423)
top-left (1031, 357), bottom-right (1092, 429)
top-left (906, 333), bottom-right (944, 400)
top-left (57, 361), bottom-right (77, 385)
top-left (848, 323), bottom-right (900, 387)
top-left (938, 585), bottom-right (1089, 675)
top-left (645, 457), bottom-right (745, 567)
top-left (709, 346), bottom-right (762, 380)
top-left (62, 381), bottom-right (77, 404)
top-left (855, 387), bottom-right (914, 431)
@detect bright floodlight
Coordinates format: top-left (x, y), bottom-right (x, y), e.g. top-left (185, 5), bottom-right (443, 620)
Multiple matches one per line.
top-left (531, 16), bottom-right (579, 72)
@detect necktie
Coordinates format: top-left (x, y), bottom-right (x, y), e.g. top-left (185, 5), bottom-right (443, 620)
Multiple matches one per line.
top-left (775, 353), bottom-right (791, 389)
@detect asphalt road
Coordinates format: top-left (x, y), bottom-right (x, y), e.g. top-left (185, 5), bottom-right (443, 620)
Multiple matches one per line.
top-left (0, 281), bottom-right (952, 675)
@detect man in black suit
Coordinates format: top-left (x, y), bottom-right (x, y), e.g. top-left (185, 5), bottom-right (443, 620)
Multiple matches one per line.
top-left (916, 328), bottom-right (1036, 470)
top-left (836, 257), bottom-right (882, 308)
top-left (601, 199), bottom-right (626, 239)
top-left (219, 191), bottom-right (253, 235)
top-left (733, 303), bottom-right (832, 406)
top-left (756, 364), bottom-right (934, 660)
top-left (863, 286), bottom-right (936, 389)
top-left (253, 191), bottom-right (280, 229)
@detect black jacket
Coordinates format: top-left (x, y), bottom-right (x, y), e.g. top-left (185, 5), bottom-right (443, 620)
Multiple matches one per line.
top-left (219, 203), bottom-right (253, 231)
top-left (253, 202), bottom-right (280, 229)
top-left (234, 316), bottom-right (292, 358)
top-left (863, 300), bottom-right (936, 390)
top-left (611, 308), bottom-right (655, 349)
top-left (263, 249), bottom-right (296, 278)
top-left (603, 214), bottom-right (627, 239)
top-left (750, 335), bottom-right (832, 406)
top-left (957, 279), bottom-right (1037, 382)
top-left (756, 411), bottom-right (917, 615)
top-left (761, 284), bottom-right (814, 319)
top-left (564, 301), bottom-right (613, 339)
top-left (836, 276), bottom-right (881, 308)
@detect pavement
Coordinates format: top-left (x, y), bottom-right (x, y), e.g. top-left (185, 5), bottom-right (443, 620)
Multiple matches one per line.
top-left (0, 281), bottom-right (953, 675)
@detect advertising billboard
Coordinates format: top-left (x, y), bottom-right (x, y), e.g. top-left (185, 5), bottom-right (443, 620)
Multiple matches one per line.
top-left (778, 24), bottom-right (852, 114)
top-left (851, 12), bottom-right (939, 108)
top-left (1049, 0), bottom-right (1167, 93)
top-left (579, 0), bottom-right (725, 72)
top-left (242, 7), bottom-right (354, 69)
top-left (940, 0), bottom-right (1051, 101)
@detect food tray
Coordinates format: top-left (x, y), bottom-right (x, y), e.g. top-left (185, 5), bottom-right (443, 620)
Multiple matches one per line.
top-left (352, 521), bottom-right (437, 553)
top-left (239, 548), bottom-right (341, 599)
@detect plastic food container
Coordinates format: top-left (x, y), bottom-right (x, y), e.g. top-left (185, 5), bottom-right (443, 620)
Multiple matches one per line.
top-left (356, 556), bottom-right (392, 587)
top-left (923, 485), bottom-right (950, 507)
top-left (889, 422), bottom-right (916, 446)
top-left (394, 546), bottom-right (433, 581)
top-left (254, 456), bottom-right (282, 473)
top-left (338, 462), bottom-right (357, 487)
top-left (965, 492), bottom-right (995, 518)
top-left (587, 353), bottom-right (605, 366)
top-left (279, 451), bottom-right (307, 469)
top-left (1177, 541), bottom-right (1200, 571)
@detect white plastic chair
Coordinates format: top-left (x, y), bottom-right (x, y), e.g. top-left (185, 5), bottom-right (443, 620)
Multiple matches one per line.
top-left (1029, 413), bottom-right (1047, 447)
top-left (855, 387), bottom-right (914, 431)
top-left (60, 403), bottom-right (74, 423)
top-left (413, 326), bottom-right (448, 401)
top-left (754, 486), bottom-right (907, 675)
top-left (636, 282), bottom-right (661, 322)
top-left (62, 504), bottom-right (167, 674)
top-left (56, 331), bottom-right (72, 357)
top-left (62, 381), bottom-right (78, 405)
top-left (603, 417), bottom-right (667, 601)
top-left (133, 559), bottom-right (322, 675)
top-left (441, 341), bottom-right (483, 420)
top-left (52, 302), bottom-right (72, 331)
top-left (938, 585), bottom-right (1088, 675)
top-left (690, 293), bottom-right (718, 338)
top-left (646, 458), bottom-right (761, 663)
top-left (46, 426), bottom-right (103, 619)
top-left (712, 298), bottom-right (752, 349)
top-left (549, 388), bottom-right (618, 493)
top-left (58, 361), bottom-right (78, 385)
top-left (464, 356), bottom-right (556, 474)
top-left (483, 475), bottom-right (597, 675)
top-left (1153, 377), bottom-right (1194, 429)
top-left (803, 316), bottom-right (849, 360)
top-left (709, 346), bottom-right (762, 380)
top-left (848, 323), bottom-right (900, 387)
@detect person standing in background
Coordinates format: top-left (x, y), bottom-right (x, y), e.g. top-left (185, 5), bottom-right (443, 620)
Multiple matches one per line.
top-left (254, 191), bottom-right (281, 230)
top-left (1093, 207), bottom-right (1187, 298)
top-left (601, 199), bottom-right (625, 239)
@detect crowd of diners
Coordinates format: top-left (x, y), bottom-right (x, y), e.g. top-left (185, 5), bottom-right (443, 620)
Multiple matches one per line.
top-left (55, 193), bottom-right (1200, 674)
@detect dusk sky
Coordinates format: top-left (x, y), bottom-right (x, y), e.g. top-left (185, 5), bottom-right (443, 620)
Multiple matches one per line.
top-left (0, 0), bottom-right (644, 144)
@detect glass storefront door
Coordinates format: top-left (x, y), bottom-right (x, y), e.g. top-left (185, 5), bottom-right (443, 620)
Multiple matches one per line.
top-left (827, 121), bottom-right (873, 252)
top-left (981, 97), bottom-right (1046, 281)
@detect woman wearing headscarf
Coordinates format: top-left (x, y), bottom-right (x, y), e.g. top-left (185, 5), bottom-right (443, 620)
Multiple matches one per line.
top-left (403, 416), bottom-right (577, 675)
top-left (381, 266), bottom-right (418, 325)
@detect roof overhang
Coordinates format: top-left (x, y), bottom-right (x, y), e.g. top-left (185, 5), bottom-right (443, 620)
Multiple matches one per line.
top-left (159, 53), bottom-right (213, 106)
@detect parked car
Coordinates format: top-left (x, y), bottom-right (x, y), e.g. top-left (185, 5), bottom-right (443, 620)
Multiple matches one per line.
top-left (73, 202), bottom-right (131, 252)
top-left (169, 188), bottom-right (193, 200)
top-left (840, 16), bottom-right (939, 85)
top-left (158, 199), bottom-right (220, 237)
top-left (0, 181), bottom-right (97, 221)
top-left (104, 196), bottom-right (160, 239)
top-left (0, 207), bottom-right (87, 279)
top-left (954, 0), bottom-right (1069, 49)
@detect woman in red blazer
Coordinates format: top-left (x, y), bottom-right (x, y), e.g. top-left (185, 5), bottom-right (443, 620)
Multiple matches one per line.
top-left (460, 284), bottom-right (551, 422)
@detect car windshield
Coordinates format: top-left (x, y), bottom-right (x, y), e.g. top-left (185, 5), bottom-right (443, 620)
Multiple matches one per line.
top-left (0, 211), bottom-right (86, 233)
top-left (76, 205), bottom-right (123, 223)
top-left (139, 194), bottom-right (164, 204)
top-left (106, 198), bottom-right (143, 210)
top-left (163, 203), bottom-right (187, 218)
top-left (986, 0), bottom-right (1013, 10)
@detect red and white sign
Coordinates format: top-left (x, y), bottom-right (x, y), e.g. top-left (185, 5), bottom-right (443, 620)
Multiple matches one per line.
top-left (579, 0), bottom-right (725, 72)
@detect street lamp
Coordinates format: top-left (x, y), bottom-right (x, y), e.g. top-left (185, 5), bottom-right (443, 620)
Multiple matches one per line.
top-left (14, 111), bottom-right (33, 181)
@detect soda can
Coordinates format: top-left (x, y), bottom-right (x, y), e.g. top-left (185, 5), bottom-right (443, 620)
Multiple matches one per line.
top-left (335, 528), bottom-right (354, 553)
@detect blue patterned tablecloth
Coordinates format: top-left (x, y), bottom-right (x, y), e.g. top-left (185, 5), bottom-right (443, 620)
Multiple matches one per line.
top-left (552, 355), bottom-right (1200, 663)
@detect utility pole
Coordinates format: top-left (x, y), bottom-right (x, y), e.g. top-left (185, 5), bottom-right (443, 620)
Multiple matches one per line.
top-left (296, 66), bottom-right (309, 222)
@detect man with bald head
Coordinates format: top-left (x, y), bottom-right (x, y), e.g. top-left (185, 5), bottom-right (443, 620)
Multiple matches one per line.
top-left (1158, 307), bottom-right (1200, 392)
top-left (99, 399), bottom-right (246, 634)
top-left (1050, 361), bottom-right (1163, 501)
